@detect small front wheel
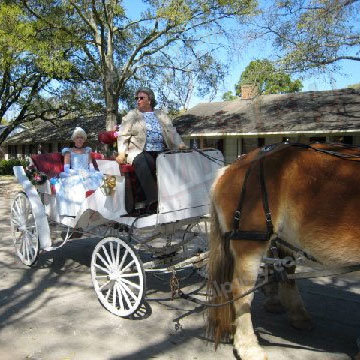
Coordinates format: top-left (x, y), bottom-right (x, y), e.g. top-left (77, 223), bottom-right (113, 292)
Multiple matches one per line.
top-left (10, 192), bottom-right (39, 266)
top-left (91, 236), bottom-right (145, 317)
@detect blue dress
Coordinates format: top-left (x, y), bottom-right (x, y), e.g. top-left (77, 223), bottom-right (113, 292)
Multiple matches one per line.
top-left (55, 147), bottom-right (103, 216)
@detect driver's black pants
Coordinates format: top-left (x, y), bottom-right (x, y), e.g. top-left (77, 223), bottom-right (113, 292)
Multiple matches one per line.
top-left (132, 151), bottom-right (160, 205)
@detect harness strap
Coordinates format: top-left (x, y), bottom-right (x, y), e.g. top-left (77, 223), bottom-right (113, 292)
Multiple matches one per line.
top-left (225, 155), bottom-right (273, 241)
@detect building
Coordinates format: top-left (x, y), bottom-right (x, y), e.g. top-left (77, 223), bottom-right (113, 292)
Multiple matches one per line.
top-left (174, 88), bottom-right (360, 163)
top-left (2, 116), bottom-right (106, 160)
top-left (0, 124), bottom-right (28, 159)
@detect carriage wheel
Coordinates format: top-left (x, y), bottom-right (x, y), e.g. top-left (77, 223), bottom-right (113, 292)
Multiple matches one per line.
top-left (10, 192), bottom-right (39, 266)
top-left (91, 236), bottom-right (145, 317)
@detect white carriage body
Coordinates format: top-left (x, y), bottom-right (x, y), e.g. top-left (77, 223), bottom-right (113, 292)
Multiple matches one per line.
top-left (13, 149), bottom-right (224, 249)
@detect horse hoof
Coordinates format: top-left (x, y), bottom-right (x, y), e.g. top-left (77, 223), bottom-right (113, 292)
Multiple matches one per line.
top-left (263, 298), bottom-right (285, 314)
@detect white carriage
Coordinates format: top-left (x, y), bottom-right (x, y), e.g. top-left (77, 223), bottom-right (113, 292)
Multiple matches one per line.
top-left (10, 149), bottom-right (223, 317)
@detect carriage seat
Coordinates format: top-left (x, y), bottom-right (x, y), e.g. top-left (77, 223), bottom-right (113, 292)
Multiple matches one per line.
top-left (31, 152), bottom-right (104, 178)
top-left (30, 152), bottom-right (105, 197)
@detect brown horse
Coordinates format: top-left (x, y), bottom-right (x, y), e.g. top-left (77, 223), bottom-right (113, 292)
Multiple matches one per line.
top-left (207, 142), bottom-right (360, 360)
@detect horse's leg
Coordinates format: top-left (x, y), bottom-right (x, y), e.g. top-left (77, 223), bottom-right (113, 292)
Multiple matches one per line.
top-left (278, 278), bottom-right (314, 330)
top-left (231, 242), bottom-right (268, 360)
top-left (275, 251), bottom-right (314, 330)
top-left (262, 248), bottom-right (285, 314)
top-left (262, 281), bottom-right (285, 314)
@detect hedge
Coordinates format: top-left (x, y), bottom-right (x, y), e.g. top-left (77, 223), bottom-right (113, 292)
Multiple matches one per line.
top-left (0, 158), bottom-right (28, 175)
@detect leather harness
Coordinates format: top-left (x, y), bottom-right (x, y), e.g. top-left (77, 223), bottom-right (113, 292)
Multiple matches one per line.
top-left (224, 144), bottom-right (276, 242)
top-left (225, 142), bottom-right (360, 243)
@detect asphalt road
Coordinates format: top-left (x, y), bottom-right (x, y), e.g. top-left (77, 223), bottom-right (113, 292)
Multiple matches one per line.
top-left (0, 176), bottom-right (359, 360)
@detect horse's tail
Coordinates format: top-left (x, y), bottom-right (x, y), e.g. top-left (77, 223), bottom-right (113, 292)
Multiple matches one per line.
top-left (206, 197), bottom-right (235, 348)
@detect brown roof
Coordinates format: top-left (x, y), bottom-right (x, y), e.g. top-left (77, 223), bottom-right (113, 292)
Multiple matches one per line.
top-left (4, 115), bottom-right (106, 145)
top-left (173, 88), bottom-right (360, 136)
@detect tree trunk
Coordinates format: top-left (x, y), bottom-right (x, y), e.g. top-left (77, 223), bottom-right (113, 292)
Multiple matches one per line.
top-left (104, 72), bottom-right (119, 131)
top-left (0, 125), bottom-right (14, 146)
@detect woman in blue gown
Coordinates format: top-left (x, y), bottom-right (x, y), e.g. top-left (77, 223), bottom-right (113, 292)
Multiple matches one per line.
top-left (55, 127), bottom-right (103, 216)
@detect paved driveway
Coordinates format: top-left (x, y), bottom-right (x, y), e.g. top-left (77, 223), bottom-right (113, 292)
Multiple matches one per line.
top-left (0, 176), bottom-right (359, 360)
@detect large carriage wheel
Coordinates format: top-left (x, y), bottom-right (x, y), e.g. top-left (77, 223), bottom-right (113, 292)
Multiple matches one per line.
top-left (91, 236), bottom-right (145, 317)
top-left (10, 191), bottom-right (39, 266)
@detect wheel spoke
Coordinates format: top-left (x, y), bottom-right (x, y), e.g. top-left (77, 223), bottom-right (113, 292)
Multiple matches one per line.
top-left (101, 244), bottom-right (113, 267)
top-left (105, 288), bottom-right (111, 301)
top-left (115, 241), bottom-right (120, 264)
top-left (121, 259), bottom-right (135, 273)
top-left (120, 273), bottom-right (141, 278)
top-left (118, 282), bottom-right (132, 309)
top-left (94, 262), bottom-right (110, 274)
top-left (96, 252), bottom-right (111, 270)
top-left (14, 199), bottom-right (22, 216)
top-left (109, 241), bottom-right (115, 263)
top-left (121, 282), bottom-right (138, 302)
top-left (120, 277), bottom-right (141, 291)
top-left (118, 248), bottom-right (129, 270)
top-left (112, 284), bottom-right (118, 308)
top-left (24, 236), bottom-right (30, 262)
top-left (116, 283), bottom-right (124, 310)
top-left (100, 280), bottom-right (112, 291)
top-left (11, 217), bottom-right (22, 228)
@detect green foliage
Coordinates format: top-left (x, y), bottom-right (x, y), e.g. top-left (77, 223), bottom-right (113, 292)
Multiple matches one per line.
top-left (257, 0), bottom-right (360, 73)
top-left (348, 83), bottom-right (360, 89)
top-left (235, 59), bottom-right (303, 95)
top-left (18, 0), bottom-right (259, 125)
top-left (0, 158), bottom-right (27, 175)
top-left (222, 90), bottom-right (237, 101)
top-left (0, 2), bottom-right (86, 145)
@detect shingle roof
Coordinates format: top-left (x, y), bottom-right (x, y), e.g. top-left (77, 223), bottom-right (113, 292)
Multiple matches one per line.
top-left (173, 88), bottom-right (360, 136)
top-left (4, 115), bottom-right (106, 145)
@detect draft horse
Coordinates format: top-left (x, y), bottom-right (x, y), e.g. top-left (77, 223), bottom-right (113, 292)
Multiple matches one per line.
top-left (207, 142), bottom-right (360, 360)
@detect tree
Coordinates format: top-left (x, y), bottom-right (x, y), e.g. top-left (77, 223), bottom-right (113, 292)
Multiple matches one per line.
top-left (21, 0), bottom-right (259, 130)
top-left (222, 90), bottom-right (237, 101)
top-left (348, 83), bottom-right (360, 89)
top-left (254, 0), bottom-right (360, 74)
top-left (235, 59), bottom-right (303, 95)
top-left (0, 2), bottom-right (101, 144)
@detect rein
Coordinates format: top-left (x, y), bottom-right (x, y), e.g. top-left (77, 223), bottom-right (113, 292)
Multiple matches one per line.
top-left (174, 264), bottom-right (360, 308)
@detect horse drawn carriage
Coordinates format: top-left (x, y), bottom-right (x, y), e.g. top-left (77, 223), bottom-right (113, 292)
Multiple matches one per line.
top-left (10, 148), bottom-right (223, 317)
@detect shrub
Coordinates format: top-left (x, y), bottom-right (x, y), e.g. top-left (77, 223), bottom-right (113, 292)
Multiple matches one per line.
top-left (0, 158), bottom-right (28, 175)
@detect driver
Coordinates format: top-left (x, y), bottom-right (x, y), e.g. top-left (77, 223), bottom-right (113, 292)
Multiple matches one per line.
top-left (116, 87), bottom-right (186, 210)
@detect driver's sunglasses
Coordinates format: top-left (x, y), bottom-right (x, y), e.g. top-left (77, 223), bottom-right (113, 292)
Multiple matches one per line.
top-left (134, 96), bottom-right (146, 101)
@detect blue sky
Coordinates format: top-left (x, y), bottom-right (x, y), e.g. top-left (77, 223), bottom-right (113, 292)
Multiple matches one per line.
top-left (193, 57), bottom-right (360, 107)
top-left (124, 0), bottom-right (359, 108)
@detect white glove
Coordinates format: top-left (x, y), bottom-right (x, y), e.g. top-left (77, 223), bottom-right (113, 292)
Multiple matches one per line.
top-left (89, 163), bottom-right (96, 172)
top-left (64, 164), bottom-right (77, 175)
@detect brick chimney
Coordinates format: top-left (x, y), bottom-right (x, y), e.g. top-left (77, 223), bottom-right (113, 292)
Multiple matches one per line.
top-left (241, 84), bottom-right (258, 100)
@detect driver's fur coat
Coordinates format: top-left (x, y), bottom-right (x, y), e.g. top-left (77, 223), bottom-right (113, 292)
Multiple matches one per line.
top-left (116, 109), bottom-right (185, 164)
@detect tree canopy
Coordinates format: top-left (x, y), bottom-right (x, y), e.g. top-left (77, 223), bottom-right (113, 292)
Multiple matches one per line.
top-left (18, 0), bottom-right (259, 130)
top-left (254, 0), bottom-right (360, 74)
top-left (0, 1), bottom-right (103, 144)
top-left (235, 59), bottom-right (303, 96)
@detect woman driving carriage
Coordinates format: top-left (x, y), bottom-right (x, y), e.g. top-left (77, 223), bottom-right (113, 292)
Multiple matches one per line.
top-left (115, 87), bottom-right (186, 210)
top-left (55, 127), bottom-right (103, 216)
